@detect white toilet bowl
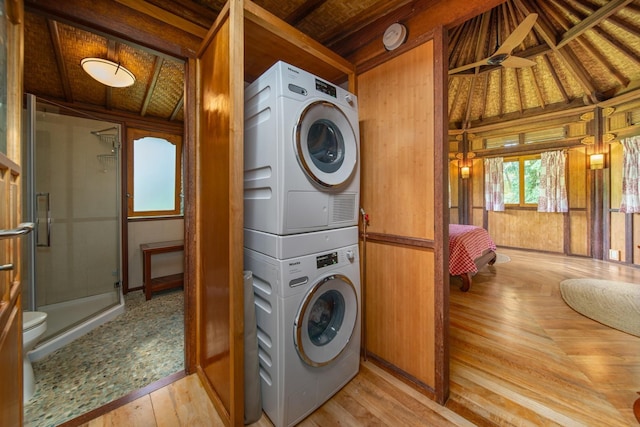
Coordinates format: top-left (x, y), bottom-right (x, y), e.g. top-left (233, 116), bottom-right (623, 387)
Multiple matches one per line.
top-left (23, 311), bottom-right (47, 403)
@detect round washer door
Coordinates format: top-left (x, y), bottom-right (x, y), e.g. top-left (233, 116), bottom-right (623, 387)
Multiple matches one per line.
top-left (294, 274), bottom-right (358, 367)
top-left (295, 101), bottom-right (358, 188)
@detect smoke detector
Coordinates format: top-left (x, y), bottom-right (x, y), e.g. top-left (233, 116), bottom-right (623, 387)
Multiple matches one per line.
top-left (383, 23), bottom-right (408, 51)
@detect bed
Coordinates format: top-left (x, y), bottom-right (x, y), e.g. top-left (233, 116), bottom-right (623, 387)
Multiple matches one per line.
top-left (449, 224), bottom-right (497, 292)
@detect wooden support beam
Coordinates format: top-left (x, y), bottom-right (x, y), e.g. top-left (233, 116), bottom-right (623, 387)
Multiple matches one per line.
top-left (592, 26), bottom-right (640, 67)
top-left (576, 38), bottom-right (629, 88)
top-left (140, 56), bottom-right (164, 117)
top-left (25, 0), bottom-right (202, 59)
top-left (169, 95), bottom-right (184, 122)
top-left (46, 19), bottom-right (73, 102)
top-left (542, 55), bottom-right (570, 103)
top-left (557, 0), bottom-right (634, 49)
top-left (514, 69), bottom-right (523, 114)
top-left (284, 0), bottom-right (327, 26)
top-left (529, 66), bottom-right (546, 109)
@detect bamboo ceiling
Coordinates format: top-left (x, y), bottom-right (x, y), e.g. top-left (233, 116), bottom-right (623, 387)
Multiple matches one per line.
top-left (22, 0), bottom-right (640, 127)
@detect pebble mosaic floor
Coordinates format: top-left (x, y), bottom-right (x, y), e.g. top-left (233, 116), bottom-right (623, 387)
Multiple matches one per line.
top-left (24, 289), bottom-right (184, 427)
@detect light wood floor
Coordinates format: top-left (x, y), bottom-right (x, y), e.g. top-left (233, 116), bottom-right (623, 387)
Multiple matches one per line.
top-left (71, 249), bottom-right (640, 426)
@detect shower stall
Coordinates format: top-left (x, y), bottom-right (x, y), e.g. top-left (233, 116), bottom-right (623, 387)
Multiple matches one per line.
top-left (24, 95), bottom-right (124, 360)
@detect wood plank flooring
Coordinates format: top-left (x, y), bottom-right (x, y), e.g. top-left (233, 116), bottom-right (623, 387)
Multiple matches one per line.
top-left (70, 249), bottom-right (640, 426)
top-left (448, 248), bottom-right (640, 426)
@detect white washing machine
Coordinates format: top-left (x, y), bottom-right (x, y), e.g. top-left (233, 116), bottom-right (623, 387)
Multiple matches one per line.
top-left (244, 60), bottom-right (360, 235)
top-left (244, 227), bottom-right (361, 427)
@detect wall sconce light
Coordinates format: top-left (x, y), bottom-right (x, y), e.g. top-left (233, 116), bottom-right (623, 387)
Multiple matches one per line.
top-left (81, 58), bottom-right (136, 88)
top-left (590, 153), bottom-right (604, 170)
top-left (460, 166), bottom-right (470, 179)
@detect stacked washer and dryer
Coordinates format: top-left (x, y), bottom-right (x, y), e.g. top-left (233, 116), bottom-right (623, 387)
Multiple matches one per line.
top-left (243, 61), bottom-right (361, 427)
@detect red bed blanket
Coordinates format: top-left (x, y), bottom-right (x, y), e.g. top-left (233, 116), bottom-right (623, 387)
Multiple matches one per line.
top-left (449, 224), bottom-right (497, 276)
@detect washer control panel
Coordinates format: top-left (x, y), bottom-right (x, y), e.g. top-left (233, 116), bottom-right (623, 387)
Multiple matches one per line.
top-left (315, 78), bottom-right (336, 98)
top-left (316, 251), bottom-right (338, 269)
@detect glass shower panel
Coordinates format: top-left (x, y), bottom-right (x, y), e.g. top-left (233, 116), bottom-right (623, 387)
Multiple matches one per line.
top-left (33, 103), bottom-right (121, 341)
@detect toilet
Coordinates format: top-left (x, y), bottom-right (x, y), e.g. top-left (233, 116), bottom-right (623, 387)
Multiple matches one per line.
top-left (23, 311), bottom-right (47, 403)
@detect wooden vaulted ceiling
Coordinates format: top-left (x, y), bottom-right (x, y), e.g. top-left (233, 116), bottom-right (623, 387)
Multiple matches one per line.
top-left (448, 0), bottom-right (640, 130)
top-left (22, 0), bottom-right (640, 128)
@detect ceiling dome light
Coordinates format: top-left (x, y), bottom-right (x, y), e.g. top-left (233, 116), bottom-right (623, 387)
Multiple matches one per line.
top-left (81, 58), bottom-right (135, 88)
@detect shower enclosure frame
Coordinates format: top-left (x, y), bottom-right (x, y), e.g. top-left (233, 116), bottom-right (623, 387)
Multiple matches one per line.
top-left (24, 94), bottom-right (125, 361)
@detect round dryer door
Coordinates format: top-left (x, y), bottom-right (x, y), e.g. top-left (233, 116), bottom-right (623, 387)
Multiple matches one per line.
top-left (294, 274), bottom-right (358, 367)
top-left (295, 101), bottom-right (357, 188)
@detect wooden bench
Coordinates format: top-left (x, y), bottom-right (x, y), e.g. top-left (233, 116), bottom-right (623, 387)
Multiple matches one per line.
top-left (140, 240), bottom-right (184, 300)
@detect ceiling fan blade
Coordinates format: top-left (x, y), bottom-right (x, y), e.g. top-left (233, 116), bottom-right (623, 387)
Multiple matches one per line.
top-left (500, 55), bottom-right (536, 68)
top-left (494, 13), bottom-right (538, 56)
top-left (448, 58), bottom-right (489, 75)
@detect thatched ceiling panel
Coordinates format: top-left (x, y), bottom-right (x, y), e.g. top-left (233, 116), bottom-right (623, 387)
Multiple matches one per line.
top-left (146, 60), bottom-right (185, 119)
top-left (296, 0), bottom-right (388, 41)
top-left (503, 68), bottom-right (520, 114)
top-left (544, 52), bottom-right (584, 101)
top-left (518, 68), bottom-right (539, 111)
top-left (253, 0), bottom-right (305, 19)
top-left (24, 14), bottom-right (64, 100)
top-left (484, 70), bottom-right (502, 119)
top-left (59, 23), bottom-right (109, 106)
top-left (568, 39), bottom-right (615, 90)
top-left (111, 46), bottom-right (157, 114)
top-left (468, 74), bottom-right (489, 122)
top-left (448, 77), bottom-right (471, 123)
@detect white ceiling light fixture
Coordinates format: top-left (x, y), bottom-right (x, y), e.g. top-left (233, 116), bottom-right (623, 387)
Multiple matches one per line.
top-left (81, 58), bottom-right (136, 88)
top-left (383, 23), bottom-right (408, 51)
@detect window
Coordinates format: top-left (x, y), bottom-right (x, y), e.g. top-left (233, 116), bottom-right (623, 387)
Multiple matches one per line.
top-left (127, 128), bottom-right (183, 218)
top-left (503, 155), bottom-right (541, 206)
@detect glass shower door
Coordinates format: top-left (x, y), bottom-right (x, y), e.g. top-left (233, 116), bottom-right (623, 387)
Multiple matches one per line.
top-left (30, 98), bottom-right (121, 342)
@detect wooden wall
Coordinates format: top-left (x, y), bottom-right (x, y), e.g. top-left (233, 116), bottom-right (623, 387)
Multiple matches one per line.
top-left (196, 2), bottom-right (245, 424)
top-left (358, 35), bottom-right (448, 400)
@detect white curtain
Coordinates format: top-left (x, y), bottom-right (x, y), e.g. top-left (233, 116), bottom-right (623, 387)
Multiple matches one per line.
top-left (538, 150), bottom-right (568, 212)
top-left (620, 136), bottom-right (640, 213)
top-left (484, 157), bottom-right (504, 211)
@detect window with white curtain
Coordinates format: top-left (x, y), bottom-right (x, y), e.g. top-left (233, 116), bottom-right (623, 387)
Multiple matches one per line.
top-left (620, 136), bottom-right (640, 213)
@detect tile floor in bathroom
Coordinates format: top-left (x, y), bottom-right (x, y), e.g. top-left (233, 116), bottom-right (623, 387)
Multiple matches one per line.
top-left (24, 288), bottom-right (184, 427)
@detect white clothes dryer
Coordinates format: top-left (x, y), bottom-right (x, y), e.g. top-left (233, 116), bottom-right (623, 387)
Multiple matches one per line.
top-left (244, 61), bottom-right (360, 235)
top-left (244, 227), bottom-right (361, 427)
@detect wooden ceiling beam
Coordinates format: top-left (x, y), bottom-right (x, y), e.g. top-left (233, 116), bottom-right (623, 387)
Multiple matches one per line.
top-left (463, 75), bottom-right (478, 128)
top-left (46, 20), bottom-right (73, 102)
top-left (137, 0), bottom-right (217, 29)
top-left (170, 95), bottom-right (184, 122)
top-left (284, 0), bottom-right (327, 26)
top-left (25, 0), bottom-right (202, 59)
top-left (557, 0), bottom-right (634, 49)
top-left (479, 73), bottom-right (489, 121)
top-left (542, 55), bottom-right (570, 103)
top-left (576, 38), bottom-right (629, 88)
top-left (528, 67), bottom-right (546, 109)
top-left (474, 11), bottom-right (491, 64)
top-left (141, 57), bottom-right (164, 117)
top-left (114, 0), bottom-right (208, 38)
top-left (514, 69), bottom-right (523, 113)
top-left (591, 26), bottom-right (640, 67)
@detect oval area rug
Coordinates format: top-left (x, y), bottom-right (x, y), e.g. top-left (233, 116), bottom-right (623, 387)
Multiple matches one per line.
top-left (560, 278), bottom-right (640, 337)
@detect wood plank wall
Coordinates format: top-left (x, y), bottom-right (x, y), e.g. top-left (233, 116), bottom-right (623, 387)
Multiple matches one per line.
top-left (195, 1), bottom-right (245, 424)
top-left (358, 39), bottom-right (442, 394)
